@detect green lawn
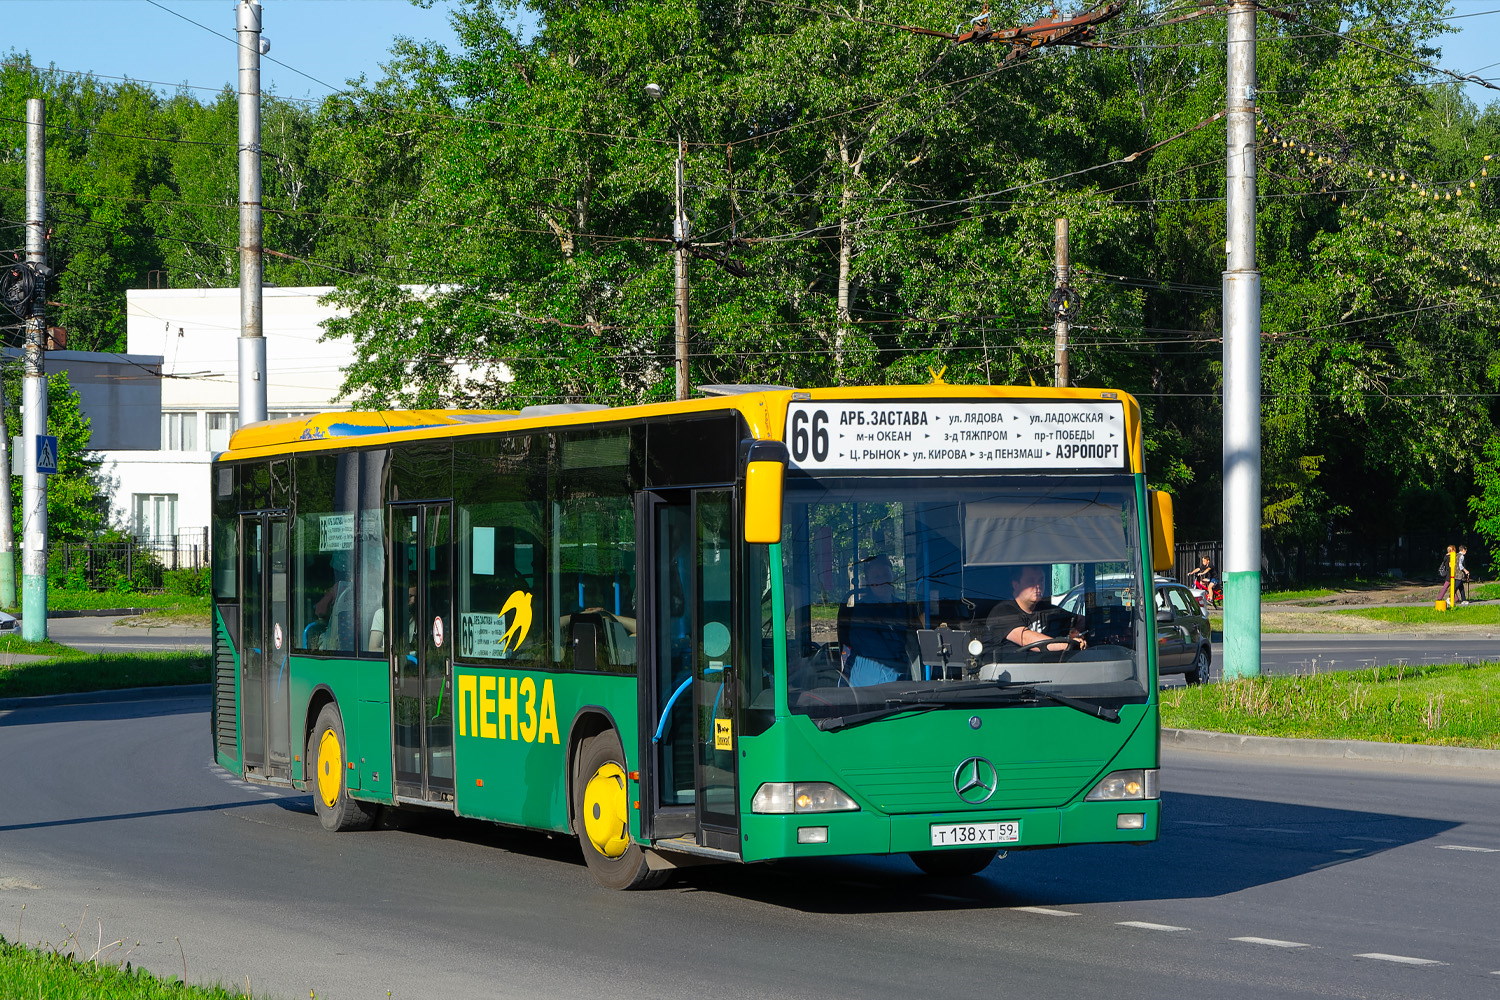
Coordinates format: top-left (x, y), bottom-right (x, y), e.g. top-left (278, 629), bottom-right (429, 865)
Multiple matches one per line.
top-left (0, 639), bottom-right (210, 699)
top-left (0, 936), bottom-right (255, 1000)
top-left (1334, 604), bottom-right (1500, 626)
top-left (1161, 660), bottom-right (1500, 748)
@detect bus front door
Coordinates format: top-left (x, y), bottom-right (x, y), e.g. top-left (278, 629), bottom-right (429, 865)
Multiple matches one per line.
top-left (239, 512), bottom-right (292, 782)
top-left (642, 490), bottom-right (741, 855)
top-left (390, 503), bottom-right (455, 803)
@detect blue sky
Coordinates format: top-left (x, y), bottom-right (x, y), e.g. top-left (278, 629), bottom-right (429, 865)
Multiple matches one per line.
top-left (0, 0), bottom-right (1497, 106)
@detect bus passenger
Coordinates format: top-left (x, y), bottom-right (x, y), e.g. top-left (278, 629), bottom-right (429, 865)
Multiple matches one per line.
top-left (837, 555), bottom-right (920, 685)
top-left (984, 564), bottom-right (1086, 654)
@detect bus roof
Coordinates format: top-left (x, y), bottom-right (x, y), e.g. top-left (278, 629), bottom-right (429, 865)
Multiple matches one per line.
top-left (217, 385), bottom-right (1142, 469)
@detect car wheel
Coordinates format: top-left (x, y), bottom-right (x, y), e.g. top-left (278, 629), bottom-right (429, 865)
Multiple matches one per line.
top-left (1186, 645), bottom-right (1211, 685)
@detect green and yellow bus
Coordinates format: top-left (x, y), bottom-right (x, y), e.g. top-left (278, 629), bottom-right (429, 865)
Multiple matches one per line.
top-left (211, 383), bottom-right (1174, 889)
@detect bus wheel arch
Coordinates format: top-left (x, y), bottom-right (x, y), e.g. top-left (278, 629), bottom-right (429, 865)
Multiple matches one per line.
top-left (308, 701), bottom-right (379, 832)
top-left (569, 724), bottom-right (670, 890)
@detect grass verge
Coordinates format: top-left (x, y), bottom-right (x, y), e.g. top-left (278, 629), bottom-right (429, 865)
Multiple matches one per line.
top-left (1161, 661), bottom-right (1500, 748)
top-left (0, 935), bottom-right (253, 1000)
top-left (0, 639), bottom-right (209, 699)
top-left (1334, 604), bottom-right (1500, 626)
top-left (7, 592), bottom-right (210, 614)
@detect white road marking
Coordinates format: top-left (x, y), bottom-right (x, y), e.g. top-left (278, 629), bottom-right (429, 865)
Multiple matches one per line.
top-left (1245, 827), bottom-right (1302, 834)
top-left (1231, 937), bottom-right (1309, 949)
top-left (1011, 906), bottom-right (1080, 917)
top-left (1174, 820), bottom-right (1226, 827)
top-left (1437, 844), bottom-right (1500, 853)
top-left (1341, 836), bottom-right (1399, 843)
top-left (1117, 921), bottom-right (1190, 932)
top-left (1354, 953), bottom-right (1445, 966)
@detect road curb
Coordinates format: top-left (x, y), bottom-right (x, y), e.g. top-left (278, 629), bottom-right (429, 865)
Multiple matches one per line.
top-left (1164, 727), bottom-right (1500, 771)
top-left (0, 683), bottom-right (210, 711)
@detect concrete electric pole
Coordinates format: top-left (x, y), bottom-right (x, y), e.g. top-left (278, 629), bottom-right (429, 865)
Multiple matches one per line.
top-left (1052, 218), bottom-right (1071, 388)
top-left (1222, 0), bottom-right (1262, 679)
top-left (237, 0), bottom-right (268, 426)
top-left (22, 98), bottom-right (49, 641)
top-left (674, 136), bottom-right (690, 401)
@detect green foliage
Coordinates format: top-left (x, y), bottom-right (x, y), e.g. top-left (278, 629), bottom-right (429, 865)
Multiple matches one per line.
top-left (162, 567), bottom-right (209, 597)
top-left (7, 0), bottom-right (1500, 564)
top-left (0, 369), bottom-right (110, 543)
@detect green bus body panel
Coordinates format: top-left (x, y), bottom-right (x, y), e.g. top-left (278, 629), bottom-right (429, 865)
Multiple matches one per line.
top-left (734, 703), bottom-right (1158, 861)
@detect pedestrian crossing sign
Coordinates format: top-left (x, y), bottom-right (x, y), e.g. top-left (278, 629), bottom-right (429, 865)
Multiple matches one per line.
top-left (35, 434), bottom-right (57, 474)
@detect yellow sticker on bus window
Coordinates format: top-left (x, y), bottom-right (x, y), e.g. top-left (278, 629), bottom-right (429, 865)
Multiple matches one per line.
top-left (714, 718), bottom-right (733, 751)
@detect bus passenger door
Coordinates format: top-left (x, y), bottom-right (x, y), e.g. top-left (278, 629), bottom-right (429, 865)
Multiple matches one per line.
top-left (390, 502), bottom-right (455, 803)
top-left (640, 490), bottom-right (741, 854)
top-left (239, 512), bottom-right (292, 781)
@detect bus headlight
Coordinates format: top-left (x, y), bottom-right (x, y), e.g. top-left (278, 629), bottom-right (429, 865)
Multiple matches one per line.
top-left (1085, 769), bottom-right (1159, 801)
top-left (751, 782), bottom-right (860, 814)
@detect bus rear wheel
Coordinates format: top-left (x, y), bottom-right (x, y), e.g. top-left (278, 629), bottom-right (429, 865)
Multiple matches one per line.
top-left (309, 703), bottom-right (378, 832)
top-left (573, 731), bottom-right (670, 890)
top-left (908, 848), bottom-right (999, 877)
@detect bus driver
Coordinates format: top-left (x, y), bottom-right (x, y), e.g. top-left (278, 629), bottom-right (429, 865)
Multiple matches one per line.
top-left (984, 564), bottom-right (1087, 655)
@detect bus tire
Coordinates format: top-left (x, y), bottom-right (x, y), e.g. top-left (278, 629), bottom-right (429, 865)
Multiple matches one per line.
top-left (573, 731), bottom-right (670, 890)
top-left (309, 703), bottom-right (378, 832)
top-left (908, 848), bottom-right (999, 877)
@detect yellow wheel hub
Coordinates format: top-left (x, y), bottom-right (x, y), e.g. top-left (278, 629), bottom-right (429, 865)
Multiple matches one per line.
top-left (316, 728), bottom-right (344, 809)
top-left (582, 761), bottom-right (631, 859)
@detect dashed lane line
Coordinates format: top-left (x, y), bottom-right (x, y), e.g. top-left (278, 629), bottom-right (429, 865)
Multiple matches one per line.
top-left (1232, 937), bottom-right (1310, 949)
top-left (1354, 953), bottom-right (1446, 966)
top-left (1011, 907), bottom-right (1081, 917)
top-left (1117, 921), bottom-right (1190, 932)
top-left (1436, 844), bottom-right (1500, 853)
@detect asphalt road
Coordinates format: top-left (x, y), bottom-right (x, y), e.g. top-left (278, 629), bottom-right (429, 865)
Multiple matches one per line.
top-left (1, 690), bottom-right (1497, 1000)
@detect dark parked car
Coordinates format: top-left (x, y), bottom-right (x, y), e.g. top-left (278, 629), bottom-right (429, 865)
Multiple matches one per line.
top-left (1058, 577), bottom-right (1212, 684)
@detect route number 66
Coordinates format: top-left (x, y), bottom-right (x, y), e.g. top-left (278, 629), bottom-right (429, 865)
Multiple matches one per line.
top-left (789, 408), bottom-right (830, 463)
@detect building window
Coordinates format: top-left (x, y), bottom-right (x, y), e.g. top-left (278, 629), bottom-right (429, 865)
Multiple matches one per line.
top-left (206, 411), bottom-right (240, 452)
top-left (134, 493), bottom-right (178, 542)
top-left (162, 412), bottom-right (198, 451)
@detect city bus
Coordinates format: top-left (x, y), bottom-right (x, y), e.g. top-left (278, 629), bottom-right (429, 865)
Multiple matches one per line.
top-left (210, 383), bottom-right (1174, 889)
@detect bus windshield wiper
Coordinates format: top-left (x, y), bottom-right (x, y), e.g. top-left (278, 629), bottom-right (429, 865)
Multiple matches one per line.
top-left (814, 683), bottom-right (1118, 731)
top-left (930, 680), bottom-right (1121, 723)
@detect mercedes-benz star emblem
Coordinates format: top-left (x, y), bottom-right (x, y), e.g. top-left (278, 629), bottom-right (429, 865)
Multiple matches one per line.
top-left (953, 756), bottom-right (998, 804)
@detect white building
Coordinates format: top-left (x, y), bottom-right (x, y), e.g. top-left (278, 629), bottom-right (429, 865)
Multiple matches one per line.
top-left (87, 286), bottom-right (355, 559)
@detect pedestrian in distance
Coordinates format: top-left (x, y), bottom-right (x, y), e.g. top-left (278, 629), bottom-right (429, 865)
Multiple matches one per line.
top-left (1457, 545), bottom-right (1471, 605)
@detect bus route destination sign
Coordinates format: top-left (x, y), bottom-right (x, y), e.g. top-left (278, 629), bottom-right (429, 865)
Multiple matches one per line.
top-left (785, 400), bottom-right (1126, 471)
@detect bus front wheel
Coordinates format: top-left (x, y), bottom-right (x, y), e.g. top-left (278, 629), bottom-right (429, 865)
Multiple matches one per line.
top-left (572, 731), bottom-right (670, 890)
top-left (309, 703), bottom-right (378, 832)
top-left (908, 848), bottom-right (999, 877)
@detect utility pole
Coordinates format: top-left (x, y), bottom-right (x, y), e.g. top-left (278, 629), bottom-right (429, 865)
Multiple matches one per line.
top-left (1052, 218), bottom-right (1071, 388)
top-left (237, 0), bottom-right (267, 426)
top-left (673, 136), bottom-right (690, 401)
top-left (1222, 0), bottom-right (1261, 679)
top-left (22, 98), bottom-right (49, 641)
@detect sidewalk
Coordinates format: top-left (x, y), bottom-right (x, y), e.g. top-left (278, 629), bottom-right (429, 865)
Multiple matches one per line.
top-left (1164, 727), bottom-right (1500, 772)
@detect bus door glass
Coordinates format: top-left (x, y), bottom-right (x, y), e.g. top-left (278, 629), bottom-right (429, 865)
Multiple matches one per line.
top-left (642, 490), bottom-right (740, 850)
top-left (390, 502), bottom-right (455, 801)
top-left (239, 512), bottom-right (291, 780)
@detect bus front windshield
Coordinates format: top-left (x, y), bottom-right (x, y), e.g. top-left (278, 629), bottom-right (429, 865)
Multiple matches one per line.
top-left (781, 475), bottom-right (1150, 720)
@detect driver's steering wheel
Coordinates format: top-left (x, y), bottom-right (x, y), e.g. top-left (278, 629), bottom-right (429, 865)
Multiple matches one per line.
top-left (1013, 634), bottom-right (1085, 656)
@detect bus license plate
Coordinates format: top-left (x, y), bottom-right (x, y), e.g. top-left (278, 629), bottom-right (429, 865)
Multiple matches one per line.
top-left (930, 821), bottom-right (1020, 847)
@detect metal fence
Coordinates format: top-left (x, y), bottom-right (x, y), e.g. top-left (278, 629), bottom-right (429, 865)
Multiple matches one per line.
top-left (51, 529), bottom-right (210, 592)
top-left (1175, 533), bottom-right (1480, 587)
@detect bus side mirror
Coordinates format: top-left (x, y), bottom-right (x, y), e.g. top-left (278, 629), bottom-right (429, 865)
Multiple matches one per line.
top-left (743, 441), bottom-right (787, 545)
top-left (1148, 490), bottom-right (1175, 572)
